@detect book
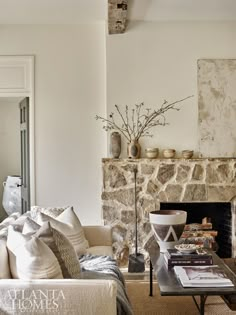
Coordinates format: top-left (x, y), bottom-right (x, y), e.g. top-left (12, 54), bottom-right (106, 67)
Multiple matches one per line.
top-left (174, 265), bottom-right (234, 287)
top-left (166, 249), bottom-right (212, 260)
top-left (164, 253), bottom-right (213, 269)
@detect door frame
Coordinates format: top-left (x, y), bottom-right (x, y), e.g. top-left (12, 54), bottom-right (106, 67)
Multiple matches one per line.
top-left (0, 56), bottom-right (35, 205)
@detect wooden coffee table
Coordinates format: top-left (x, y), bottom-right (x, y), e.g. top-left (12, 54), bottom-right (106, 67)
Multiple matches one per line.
top-left (148, 248), bottom-right (236, 315)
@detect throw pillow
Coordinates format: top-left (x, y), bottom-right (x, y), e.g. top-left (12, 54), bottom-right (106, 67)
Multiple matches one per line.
top-left (7, 226), bottom-right (63, 279)
top-left (36, 207), bottom-right (89, 255)
top-left (22, 216), bottom-right (40, 235)
top-left (23, 217), bottom-right (81, 278)
top-left (0, 239), bottom-right (11, 278)
top-left (31, 206), bottom-right (71, 221)
top-left (11, 212), bottom-right (31, 232)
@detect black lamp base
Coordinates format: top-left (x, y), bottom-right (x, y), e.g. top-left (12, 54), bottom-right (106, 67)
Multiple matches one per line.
top-left (128, 253), bottom-right (145, 273)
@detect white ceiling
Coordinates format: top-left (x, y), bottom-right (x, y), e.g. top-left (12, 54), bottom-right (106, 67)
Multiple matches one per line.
top-left (0, 0), bottom-right (235, 24)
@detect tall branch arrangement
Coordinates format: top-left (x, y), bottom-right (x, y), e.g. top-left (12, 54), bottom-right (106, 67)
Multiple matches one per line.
top-left (95, 95), bottom-right (193, 142)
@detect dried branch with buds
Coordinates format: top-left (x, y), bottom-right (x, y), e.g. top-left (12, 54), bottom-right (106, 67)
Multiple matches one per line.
top-left (95, 95), bottom-right (193, 142)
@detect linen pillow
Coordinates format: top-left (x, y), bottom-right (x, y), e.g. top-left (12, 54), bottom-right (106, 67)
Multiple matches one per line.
top-left (31, 206), bottom-right (71, 221)
top-left (36, 207), bottom-right (89, 255)
top-left (23, 217), bottom-right (81, 278)
top-left (0, 239), bottom-right (11, 278)
top-left (7, 226), bottom-right (63, 279)
top-left (11, 212), bottom-right (31, 232)
top-left (22, 217), bottom-right (40, 235)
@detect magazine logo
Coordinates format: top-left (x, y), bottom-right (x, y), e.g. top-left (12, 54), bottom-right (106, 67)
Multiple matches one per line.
top-left (3, 289), bottom-right (65, 313)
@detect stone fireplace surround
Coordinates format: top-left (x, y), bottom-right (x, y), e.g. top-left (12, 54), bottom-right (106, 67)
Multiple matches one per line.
top-left (102, 158), bottom-right (236, 266)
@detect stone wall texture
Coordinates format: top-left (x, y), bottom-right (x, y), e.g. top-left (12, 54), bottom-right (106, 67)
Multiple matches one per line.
top-left (102, 158), bottom-right (236, 266)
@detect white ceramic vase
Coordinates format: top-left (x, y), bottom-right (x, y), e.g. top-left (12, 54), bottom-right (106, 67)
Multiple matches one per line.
top-left (149, 210), bottom-right (187, 252)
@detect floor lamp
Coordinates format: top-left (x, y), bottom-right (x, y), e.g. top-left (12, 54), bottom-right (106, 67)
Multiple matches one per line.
top-left (128, 166), bottom-right (145, 272)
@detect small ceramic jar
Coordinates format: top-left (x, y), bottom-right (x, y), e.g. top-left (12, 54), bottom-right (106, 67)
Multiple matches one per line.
top-left (182, 150), bottom-right (194, 159)
top-left (163, 149), bottom-right (176, 158)
top-left (145, 148), bottom-right (159, 158)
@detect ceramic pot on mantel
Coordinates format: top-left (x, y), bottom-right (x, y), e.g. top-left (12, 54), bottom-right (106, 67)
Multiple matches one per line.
top-left (127, 140), bottom-right (141, 159)
top-left (110, 131), bottom-right (121, 158)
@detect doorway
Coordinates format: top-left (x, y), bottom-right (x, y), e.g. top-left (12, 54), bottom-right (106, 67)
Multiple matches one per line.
top-left (0, 56), bottom-right (35, 220)
top-left (0, 97), bottom-right (31, 219)
top-left (0, 97), bottom-right (21, 220)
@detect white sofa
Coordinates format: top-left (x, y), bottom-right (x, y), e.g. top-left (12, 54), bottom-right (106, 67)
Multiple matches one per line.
top-left (0, 212), bottom-right (118, 315)
top-left (84, 225), bottom-right (114, 257)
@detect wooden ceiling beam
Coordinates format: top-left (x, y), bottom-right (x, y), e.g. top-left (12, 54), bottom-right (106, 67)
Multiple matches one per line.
top-left (108, 0), bottom-right (128, 34)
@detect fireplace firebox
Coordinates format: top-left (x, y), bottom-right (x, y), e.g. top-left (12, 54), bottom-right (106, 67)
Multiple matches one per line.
top-left (160, 202), bottom-right (232, 258)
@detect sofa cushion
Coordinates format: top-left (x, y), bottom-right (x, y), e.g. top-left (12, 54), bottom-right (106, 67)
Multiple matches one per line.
top-left (0, 239), bottom-right (11, 278)
top-left (36, 207), bottom-right (89, 255)
top-left (83, 226), bottom-right (112, 247)
top-left (23, 217), bottom-right (81, 278)
top-left (7, 226), bottom-right (63, 279)
top-left (31, 205), bottom-right (71, 221)
top-left (86, 246), bottom-right (113, 257)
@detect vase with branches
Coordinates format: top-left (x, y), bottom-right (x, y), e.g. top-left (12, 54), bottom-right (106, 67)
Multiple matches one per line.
top-left (95, 95), bottom-right (193, 158)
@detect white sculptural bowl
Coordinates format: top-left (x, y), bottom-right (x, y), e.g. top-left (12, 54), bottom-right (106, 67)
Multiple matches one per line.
top-left (149, 210), bottom-right (187, 253)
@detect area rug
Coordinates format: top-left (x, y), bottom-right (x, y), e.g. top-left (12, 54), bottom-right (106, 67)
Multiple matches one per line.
top-left (125, 280), bottom-right (236, 315)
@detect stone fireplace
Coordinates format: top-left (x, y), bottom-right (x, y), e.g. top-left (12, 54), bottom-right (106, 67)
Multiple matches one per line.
top-left (102, 158), bottom-right (236, 265)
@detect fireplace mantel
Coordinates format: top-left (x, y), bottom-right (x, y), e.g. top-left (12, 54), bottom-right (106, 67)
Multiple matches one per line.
top-left (102, 158), bottom-right (236, 265)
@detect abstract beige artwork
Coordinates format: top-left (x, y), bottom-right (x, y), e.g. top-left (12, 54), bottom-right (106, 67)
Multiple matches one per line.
top-left (198, 59), bottom-right (236, 157)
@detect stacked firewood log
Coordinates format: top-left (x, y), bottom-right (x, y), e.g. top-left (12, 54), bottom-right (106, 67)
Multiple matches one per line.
top-left (180, 217), bottom-right (218, 249)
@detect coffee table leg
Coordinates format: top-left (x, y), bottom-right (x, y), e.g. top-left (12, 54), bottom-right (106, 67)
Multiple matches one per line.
top-left (149, 259), bottom-right (153, 296)
top-left (192, 295), bottom-right (207, 315)
top-left (200, 296), bottom-right (207, 315)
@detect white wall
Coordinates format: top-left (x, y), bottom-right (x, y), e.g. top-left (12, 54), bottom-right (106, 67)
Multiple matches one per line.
top-left (0, 24), bottom-right (106, 225)
top-left (1, 21), bottom-right (235, 224)
top-left (0, 100), bottom-right (20, 219)
top-left (106, 21), bottom-right (236, 158)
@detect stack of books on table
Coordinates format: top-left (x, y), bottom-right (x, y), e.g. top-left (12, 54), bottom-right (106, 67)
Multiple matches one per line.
top-left (174, 265), bottom-right (234, 287)
top-left (164, 249), bottom-right (213, 269)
